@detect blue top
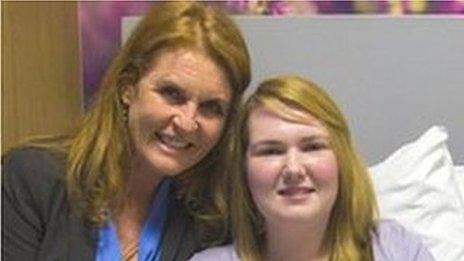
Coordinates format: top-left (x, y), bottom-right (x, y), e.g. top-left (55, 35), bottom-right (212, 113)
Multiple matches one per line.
top-left (189, 219), bottom-right (435, 261)
top-left (96, 179), bottom-right (172, 261)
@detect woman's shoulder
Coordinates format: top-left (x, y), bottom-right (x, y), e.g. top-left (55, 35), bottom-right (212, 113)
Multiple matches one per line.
top-left (3, 146), bottom-right (67, 179)
top-left (2, 146), bottom-right (67, 198)
top-left (3, 146), bottom-right (66, 176)
top-left (189, 244), bottom-right (239, 261)
top-left (373, 219), bottom-right (435, 261)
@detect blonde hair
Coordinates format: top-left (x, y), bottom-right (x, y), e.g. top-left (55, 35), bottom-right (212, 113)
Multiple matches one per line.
top-left (229, 75), bottom-right (377, 260)
top-left (59, 1), bottom-right (250, 246)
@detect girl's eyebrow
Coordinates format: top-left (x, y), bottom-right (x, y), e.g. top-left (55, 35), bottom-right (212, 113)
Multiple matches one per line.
top-left (300, 135), bottom-right (330, 142)
top-left (249, 140), bottom-right (281, 150)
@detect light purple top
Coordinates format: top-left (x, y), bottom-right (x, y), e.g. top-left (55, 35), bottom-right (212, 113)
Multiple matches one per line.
top-left (189, 220), bottom-right (435, 261)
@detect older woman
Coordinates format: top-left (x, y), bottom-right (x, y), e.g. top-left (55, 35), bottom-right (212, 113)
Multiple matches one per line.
top-left (2, 2), bottom-right (250, 260)
top-left (191, 75), bottom-right (434, 261)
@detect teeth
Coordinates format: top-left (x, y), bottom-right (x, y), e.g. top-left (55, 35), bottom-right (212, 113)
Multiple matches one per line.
top-left (169, 140), bottom-right (188, 149)
top-left (157, 133), bottom-right (190, 149)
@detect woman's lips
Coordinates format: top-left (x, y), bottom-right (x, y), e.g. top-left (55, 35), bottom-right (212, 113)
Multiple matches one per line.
top-left (155, 132), bottom-right (193, 150)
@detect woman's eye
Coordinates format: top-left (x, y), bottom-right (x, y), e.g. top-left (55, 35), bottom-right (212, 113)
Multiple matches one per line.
top-left (199, 100), bottom-right (225, 117)
top-left (158, 85), bottom-right (185, 104)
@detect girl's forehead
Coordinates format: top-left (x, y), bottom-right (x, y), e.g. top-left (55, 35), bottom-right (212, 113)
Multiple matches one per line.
top-left (250, 103), bottom-right (322, 127)
top-left (247, 106), bottom-right (328, 137)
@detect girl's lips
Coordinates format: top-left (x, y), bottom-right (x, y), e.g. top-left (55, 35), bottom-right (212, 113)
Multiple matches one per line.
top-left (277, 187), bottom-right (315, 196)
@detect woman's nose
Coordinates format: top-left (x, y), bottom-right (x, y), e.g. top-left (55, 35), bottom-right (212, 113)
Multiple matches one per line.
top-left (172, 103), bottom-right (199, 133)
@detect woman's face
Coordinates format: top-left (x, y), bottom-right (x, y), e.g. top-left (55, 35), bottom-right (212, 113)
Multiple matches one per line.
top-left (123, 48), bottom-right (231, 177)
top-left (246, 106), bottom-right (339, 225)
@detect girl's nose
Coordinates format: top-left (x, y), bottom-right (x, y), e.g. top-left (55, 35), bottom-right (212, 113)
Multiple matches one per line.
top-left (282, 152), bottom-right (306, 184)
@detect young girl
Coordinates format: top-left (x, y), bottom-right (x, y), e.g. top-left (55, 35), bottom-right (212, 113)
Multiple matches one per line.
top-left (191, 75), bottom-right (434, 261)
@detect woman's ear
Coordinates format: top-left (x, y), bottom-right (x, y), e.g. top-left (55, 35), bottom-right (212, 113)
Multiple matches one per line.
top-left (121, 85), bottom-right (136, 106)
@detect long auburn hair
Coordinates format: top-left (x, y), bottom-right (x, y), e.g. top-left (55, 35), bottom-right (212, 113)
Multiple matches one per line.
top-left (229, 75), bottom-right (377, 260)
top-left (60, 1), bottom-right (249, 246)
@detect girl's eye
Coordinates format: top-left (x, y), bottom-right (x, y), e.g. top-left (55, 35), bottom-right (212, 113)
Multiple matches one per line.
top-left (158, 85), bottom-right (186, 104)
top-left (199, 100), bottom-right (226, 118)
top-left (255, 147), bottom-right (284, 156)
top-left (302, 142), bottom-right (328, 152)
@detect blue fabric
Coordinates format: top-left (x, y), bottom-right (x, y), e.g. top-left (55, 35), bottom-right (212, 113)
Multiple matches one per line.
top-left (96, 179), bottom-right (172, 261)
top-left (96, 219), bottom-right (121, 261)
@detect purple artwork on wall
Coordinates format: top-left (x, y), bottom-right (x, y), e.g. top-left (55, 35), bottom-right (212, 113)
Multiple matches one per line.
top-left (79, 1), bottom-right (155, 106)
top-left (79, 0), bottom-right (464, 106)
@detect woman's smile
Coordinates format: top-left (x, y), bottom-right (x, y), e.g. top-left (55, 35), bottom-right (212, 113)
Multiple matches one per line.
top-left (154, 132), bottom-right (193, 151)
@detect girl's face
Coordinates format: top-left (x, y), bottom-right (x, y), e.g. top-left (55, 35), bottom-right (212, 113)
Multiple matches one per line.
top-left (246, 106), bottom-right (339, 225)
top-left (123, 48), bottom-right (231, 177)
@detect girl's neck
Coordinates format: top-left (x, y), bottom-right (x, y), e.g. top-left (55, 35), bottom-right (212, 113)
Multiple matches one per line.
top-left (265, 217), bottom-right (330, 261)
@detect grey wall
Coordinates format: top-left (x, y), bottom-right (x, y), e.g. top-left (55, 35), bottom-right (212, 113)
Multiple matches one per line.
top-left (123, 16), bottom-right (463, 165)
top-left (234, 16), bottom-right (463, 165)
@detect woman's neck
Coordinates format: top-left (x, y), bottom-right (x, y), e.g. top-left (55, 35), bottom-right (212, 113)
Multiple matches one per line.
top-left (126, 155), bottom-right (164, 210)
top-left (265, 217), bottom-right (330, 261)
top-left (115, 157), bottom-right (164, 246)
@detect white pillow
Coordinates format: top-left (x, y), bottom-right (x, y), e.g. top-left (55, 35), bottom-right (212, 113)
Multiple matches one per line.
top-left (455, 166), bottom-right (464, 204)
top-left (369, 126), bottom-right (464, 261)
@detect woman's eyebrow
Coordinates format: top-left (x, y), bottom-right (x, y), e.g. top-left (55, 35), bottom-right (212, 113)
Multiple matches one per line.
top-left (204, 96), bottom-right (227, 102)
top-left (153, 78), bottom-right (183, 89)
top-left (203, 87), bottom-right (230, 102)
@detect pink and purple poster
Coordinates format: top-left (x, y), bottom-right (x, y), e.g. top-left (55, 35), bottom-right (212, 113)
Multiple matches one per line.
top-left (79, 0), bottom-right (464, 106)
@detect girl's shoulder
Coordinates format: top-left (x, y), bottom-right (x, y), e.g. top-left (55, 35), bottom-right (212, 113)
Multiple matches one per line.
top-left (373, 219), bottom-right (435, 261)
top-left (189, 244), bottom-right (239, 261)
